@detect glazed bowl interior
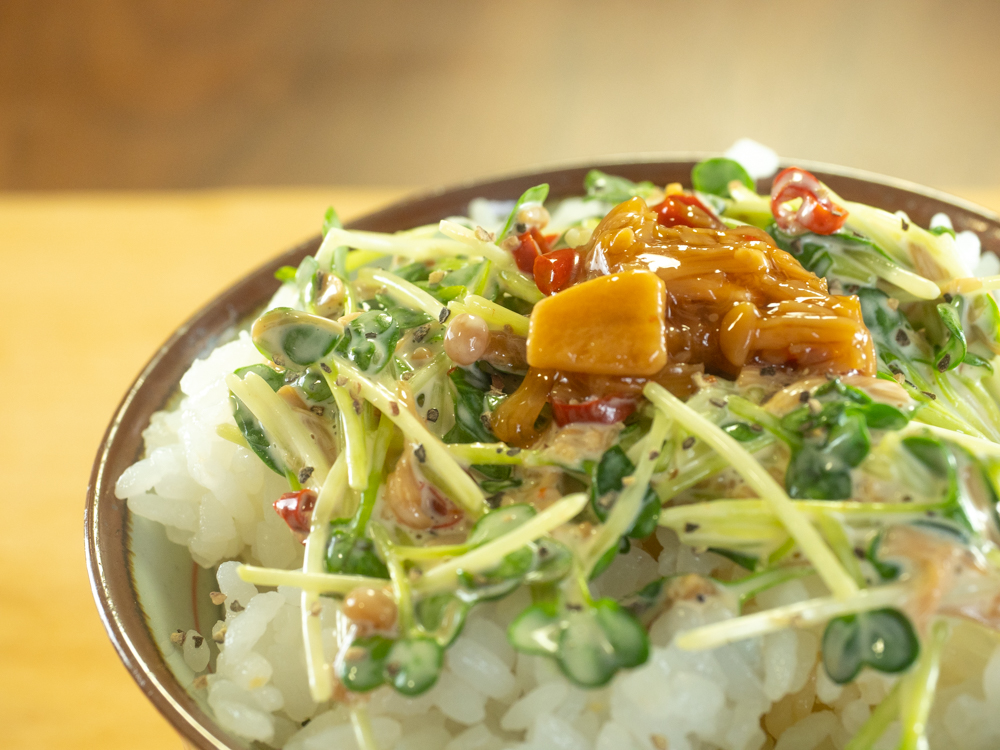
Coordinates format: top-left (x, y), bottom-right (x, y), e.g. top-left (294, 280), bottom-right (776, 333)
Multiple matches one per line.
top-left (85, 158), bottom-right (1000, 749)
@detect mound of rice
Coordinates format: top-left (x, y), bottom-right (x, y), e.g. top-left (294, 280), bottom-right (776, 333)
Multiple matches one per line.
top-left (116, 321), bottom-right (999, 750)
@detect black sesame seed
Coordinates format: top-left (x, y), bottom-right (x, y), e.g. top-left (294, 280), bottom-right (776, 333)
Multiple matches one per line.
top-left (937, 354), bottom-right (951, 372)
top-left (320, 362), bottom-right (332, 373)
top-left (414, 444), bottom-right (427, 463)
top-left (506, 448), bottom-right (521, 456)
top-left (682, 437), bottom-right (696, 450)
top-left (709, 398), bottom-right (727, 408)
top-left (417, 393), bottom-right (425, 407)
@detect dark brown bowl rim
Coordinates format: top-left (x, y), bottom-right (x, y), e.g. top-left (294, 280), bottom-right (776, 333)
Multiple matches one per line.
top-left (85, 156), bottom-right (1000, 749)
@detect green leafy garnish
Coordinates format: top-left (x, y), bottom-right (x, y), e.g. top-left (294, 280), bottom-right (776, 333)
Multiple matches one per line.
top-left (691, 158), bottom-right (754, 198)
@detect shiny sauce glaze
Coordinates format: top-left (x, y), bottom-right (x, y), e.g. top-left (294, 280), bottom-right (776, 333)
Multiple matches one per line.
top-left (493, 195), bottom-right (876, 446)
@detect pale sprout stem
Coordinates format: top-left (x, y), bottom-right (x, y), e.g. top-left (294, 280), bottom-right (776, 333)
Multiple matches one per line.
top-left (237, 565), bottom-right (382, 594)
top-left (447, 294), bottom-right (530, 337)
top-left (644, 382), bottom-right (859, 600)
top-left (416, 492), bottom-right (588, 594)
top-left (357, 267), bottom-right (448, 320)
top-left (676, 584), bottom-right (909, 651)
top-left (330, 356), bottom-right (489, 517)
top-left (300, 453), bottom-right (348, 702)
top-left (226, 372), bottom-right (332, 483)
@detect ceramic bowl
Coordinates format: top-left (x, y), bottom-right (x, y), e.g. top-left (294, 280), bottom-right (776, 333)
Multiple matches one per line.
top-left (85, 158), bottom-right (1000, 749)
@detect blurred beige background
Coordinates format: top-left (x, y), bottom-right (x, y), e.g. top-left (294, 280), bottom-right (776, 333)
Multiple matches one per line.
top-left (1, 0), bottom-right (999, 192)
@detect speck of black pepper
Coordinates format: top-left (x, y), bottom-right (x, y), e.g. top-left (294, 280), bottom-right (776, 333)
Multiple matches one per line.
top-left (438, 308), bottom-right (450, 323)
top-left (495, 447), bottom-right (504, 454)
top-left (229, 601), bottom-right (245, 613)
top-left (709, 398), bottom-right (727, 408)
top-left (695, 594), bottom-right (706, 603)
top-left (298, 466), bottom-right (314, 483)
top-left (750, 424), bottom-right (763, 433)
top-left (537, 545), bottom-right (549, 557)
top-left (514, 222), bottom-right (527, 235)
top-left (926, 511), bottom-right (937, 517)
top-left (352, 398), bottom-right (362, 414)
top-left (896, 329), bottom-right (910, 346)
top-left (760, 366), bottom-right (776, 377)
top-left (682, 436), bottom-right (695, 450)
top-left (310, 405), bottom-right (325, 416)
top-left (486, 494), bottom-right (503, 509)
top-left (903, 495), bottom-right (912, 503)
top-left (412, 323), bottom-right (431, 343)
top-left (414, 444), bottom-right (427, 463)
top-left (943, 293), bottom-right (954, 303)
top-left (320, 362), bottom-right (331, 373)
top-left (480, 413), bottom-right (492, 430)
top-left (649, 450), bottom-right (660, 460)
top-left (901, 217), bottom-right (910, 231)
top-left (365, 331), bottom-right (377, 339)
top-left (937, 354), bottom-right (951, 372)
top-left (426, 408), bottom-right (439, 423)
top-left (853, 547), bottom-right (866, 560)
top-left (192, 635), bottom-right (204, 648)
top-left (506, 447), bottom-right (521, 456)
top-left (566, 603), bottom-right (583, 611)
top-left (799, 390), bottom-right (811, 403)
top-left (684, 522), bottom-right (700, 533)
top-left (401, 371), bottom-right (413, 380)
top-left (417, 393), bottom-right (425, 407)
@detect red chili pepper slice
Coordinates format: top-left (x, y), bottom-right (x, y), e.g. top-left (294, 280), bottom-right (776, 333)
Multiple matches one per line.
top-left (652, 194), bottom-right (724, 230)
top-left (274, 489), bottom-right (317, 536)
top-left (770, 167), bottom-right (848, 235)
top-left (424, 484), bottom-right (464, 529)
top-left (512, 228), bottom-right (552, 274)
top-left (550, 395), bottom-right (637, 426)
top-left (533, 248), bottom-right (577, 296)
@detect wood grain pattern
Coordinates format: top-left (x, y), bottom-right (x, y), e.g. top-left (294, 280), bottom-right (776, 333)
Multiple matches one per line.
top-left (1, 186), bottom-right (997, 749)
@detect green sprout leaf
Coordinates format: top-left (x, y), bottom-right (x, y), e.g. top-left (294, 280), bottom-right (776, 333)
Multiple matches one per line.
top-left (691, 158), bottom-right (754, 198)
top-left (229, 365), bottom-right (286, 475)
top-left (413, 593), bottom-right (470, 647)
top-left (584, 170), bottom-right (659, 204)
top-left (325, 526), bottom-right (390, 579)
top-left (384, 637), bottom-right (443, 696)
top-left (822, 608), bottom-right (919, 684)
top-left (590, 445), bottom-right (660, 537)
top-left (338, 635), bottom-right (394, 692)
top-left (333, 310), bottom-right (400, 373)
top-left (498, 184), bottom-right (549, 243)
top-left (935, 300), bottom-right (967, 372)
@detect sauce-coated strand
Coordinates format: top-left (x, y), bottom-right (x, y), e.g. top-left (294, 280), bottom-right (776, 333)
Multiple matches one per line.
top-left (580, 198), bottom-right (876, 377)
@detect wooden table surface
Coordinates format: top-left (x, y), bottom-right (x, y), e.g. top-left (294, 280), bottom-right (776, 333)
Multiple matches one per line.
top-left (1, 185), bottom-right (997, 749)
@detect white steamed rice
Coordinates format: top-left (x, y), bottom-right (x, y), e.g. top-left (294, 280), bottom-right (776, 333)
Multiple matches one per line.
top-left (115, 227), bottom-right (1000, 750)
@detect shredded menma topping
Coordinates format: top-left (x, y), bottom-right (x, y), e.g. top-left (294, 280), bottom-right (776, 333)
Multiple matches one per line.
top-left (196, 161), bottom-right (1000, 749)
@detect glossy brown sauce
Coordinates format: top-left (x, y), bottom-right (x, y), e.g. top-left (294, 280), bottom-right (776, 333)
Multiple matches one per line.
top-left (492, 196), bottom-right (876, 446)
